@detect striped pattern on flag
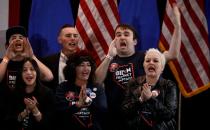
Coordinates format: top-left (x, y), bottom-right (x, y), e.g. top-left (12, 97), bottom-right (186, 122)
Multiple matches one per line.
top-left (159, 0), bottom-right (210, 97)
top-left (76, 0), bottom-right (119, 65)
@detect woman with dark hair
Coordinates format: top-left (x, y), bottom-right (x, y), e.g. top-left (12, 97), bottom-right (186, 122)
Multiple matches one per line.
top-left (55, 50), bottom-right (107, 130)
top-left (16, 57), bottom-right (55, 130)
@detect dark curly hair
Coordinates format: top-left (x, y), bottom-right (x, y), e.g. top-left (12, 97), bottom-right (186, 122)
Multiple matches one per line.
top-left (64, 50), bottom-right (96, 85)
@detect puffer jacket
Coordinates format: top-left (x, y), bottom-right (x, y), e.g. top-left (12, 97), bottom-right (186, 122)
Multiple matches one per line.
top-left (121, 76), bottom-right (178, 130)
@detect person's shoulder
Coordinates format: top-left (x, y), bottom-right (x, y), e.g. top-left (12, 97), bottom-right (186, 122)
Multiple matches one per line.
top-left (159, 78), bottom-right (177, 89)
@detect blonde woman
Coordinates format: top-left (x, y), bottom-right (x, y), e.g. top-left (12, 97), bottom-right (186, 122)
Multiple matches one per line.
top-left (121, 48), bottom-right (178, 130)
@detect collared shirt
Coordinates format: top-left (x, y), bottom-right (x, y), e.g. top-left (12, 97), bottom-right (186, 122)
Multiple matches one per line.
top-left (59, 52), bottom-right (68, 84)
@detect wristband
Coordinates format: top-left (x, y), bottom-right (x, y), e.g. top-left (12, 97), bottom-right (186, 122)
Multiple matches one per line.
top-left (105, 55), bottom-right (113, 60)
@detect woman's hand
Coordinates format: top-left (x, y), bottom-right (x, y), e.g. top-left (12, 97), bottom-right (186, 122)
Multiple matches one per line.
top-left (24, 96), bottom-right (38, 111)
top-left (76, 85), bottom-right (88, 107)
top-left (140, 83), bottom-right (153, 102)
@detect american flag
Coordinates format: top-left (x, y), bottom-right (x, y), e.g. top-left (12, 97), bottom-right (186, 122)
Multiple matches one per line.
top-left (159, 0), bottom-right (210, 97)
top-left (76, 0), bottom-right (119, 66)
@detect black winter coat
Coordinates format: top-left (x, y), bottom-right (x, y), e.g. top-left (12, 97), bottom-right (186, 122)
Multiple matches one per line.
top-left (121, 76), bottom-right (178, 130)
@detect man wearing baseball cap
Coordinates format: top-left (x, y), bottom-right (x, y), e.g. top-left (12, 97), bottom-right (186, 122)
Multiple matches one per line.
top-left (5, 26), bottom-right (27, 45)
top-left (4, 26), bottom-right (27, 61)
top-left (0, 26), bottom-right (54, 129)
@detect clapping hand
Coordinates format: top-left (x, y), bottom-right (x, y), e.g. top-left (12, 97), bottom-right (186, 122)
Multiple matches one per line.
top-left (140, 83), bottom-right (153, 102)
top-left (76, 85), bottom-right (88, 107)
top-left (24, 96), bottom-right (38, 112)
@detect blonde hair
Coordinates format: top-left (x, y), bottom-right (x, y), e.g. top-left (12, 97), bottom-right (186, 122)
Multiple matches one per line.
top-left (145, 48), bottom-right (166, 69)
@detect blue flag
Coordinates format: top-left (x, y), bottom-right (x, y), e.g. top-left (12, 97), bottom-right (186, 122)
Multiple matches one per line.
top-left (118, 0), bottom-right (160, 51)
top-left (28, 0), bottom-right (74, 57)
top-left (206, 0), bottom-right (210, 44)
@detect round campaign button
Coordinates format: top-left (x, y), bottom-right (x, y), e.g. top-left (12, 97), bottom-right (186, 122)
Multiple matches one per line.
top-left (93, 87), bottom-right (97, 91)
top-left (89, 92), bottom-right (96, 99)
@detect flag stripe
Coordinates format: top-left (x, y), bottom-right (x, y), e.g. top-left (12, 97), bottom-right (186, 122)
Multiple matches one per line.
top-left (107, 0), bottom-right (120, 23)
top-left (77, 16), bottom-right (107, 62)
top-left (184, 0), bottom-right (209, 47)
top-left (76, 13), bottom-right (106, 61)
top-left (77, 2), bottom-right (107, 60)
top-left (161, 14), bottom-right (174, 48)
top-left (180, 27), bottom-right (209, 85)
top-left (103, 1), bottom-right (119, 32)
top-left (9, 0), bottom-right (20, 27)
top-left (160, 0), bottom-right (210, 97)
top-left (179, 40), bottom-right (203, 87)
top-left (76, 0), bottom-right (119, 65)
top-left (76, 18), bottom-right (101, 65)
top-left (80, 1), bottom-right (108, 53)
top-left (173, 56), bottom-right (193, 92)
top-left (85, 1), bottom-right (113, 50)
top-left (180, 4), bottom-right (210, 79)
top-left (185, 1), bottom-right (208, 49)
top-left (93, 0), bottom-right (115, 39)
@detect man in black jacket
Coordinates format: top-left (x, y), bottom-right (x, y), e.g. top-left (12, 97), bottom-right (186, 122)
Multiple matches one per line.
top-left (43, 24), bottom-right (80, 92)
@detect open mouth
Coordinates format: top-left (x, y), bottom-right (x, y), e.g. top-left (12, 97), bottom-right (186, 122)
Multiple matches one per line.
top-left (120, 41), bottom-right (126, 47)
top-left (68, 42), bottom-right (76, 46)
top-left (148, 66), bottom-right (155, 72)
top-left (81, 71), bottom-right (90, 78)
top-left (82, 72), bottom-right (89, 76)
top-left (25, 75), bottom-right (34, 82)
top-left (14, 42), bottom-right (23, 48)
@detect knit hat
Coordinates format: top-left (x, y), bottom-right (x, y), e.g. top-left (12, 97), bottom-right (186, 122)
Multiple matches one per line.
top-left (6, 26), bottom-right (27, 44)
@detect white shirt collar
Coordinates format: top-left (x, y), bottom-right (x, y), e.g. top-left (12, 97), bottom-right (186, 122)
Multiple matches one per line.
top-left (60, 52), bottom-right (68, 62)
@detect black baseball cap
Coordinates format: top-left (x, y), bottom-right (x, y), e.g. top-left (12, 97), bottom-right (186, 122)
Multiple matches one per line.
top-left (6, 26), bottom-right (27, 45)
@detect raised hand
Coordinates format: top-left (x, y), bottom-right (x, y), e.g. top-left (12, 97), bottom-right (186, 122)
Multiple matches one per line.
top-left (107, 38), bottom-right (117, 58)
top-left (22, 38), bottom-right (34, 58)
top-left (4, 40), bottom-right (16, 60)
top-left (163, 3), bottom-right (181, 61)
top-left (172, 3), bottom-right (181, 27)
